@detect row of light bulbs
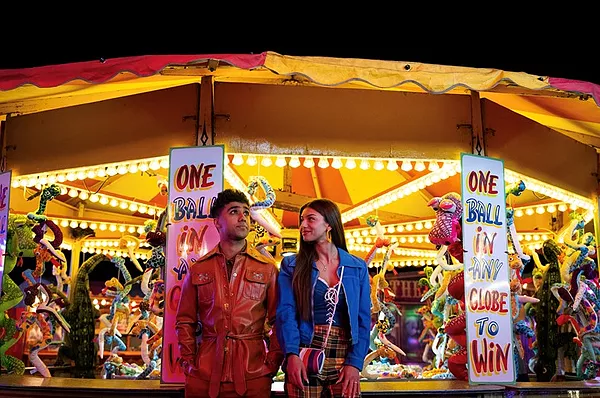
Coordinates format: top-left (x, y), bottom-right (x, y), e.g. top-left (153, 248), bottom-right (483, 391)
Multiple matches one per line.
top-left (82, 240), bottom-right (151, 248)
top-left (10, 154), bottom-right (595, 213)
top-left (229, 153), bottom-right (595, 218)
top-left (348, 244), bottom-right (438, 258)
top-left (347, 231), bottom-right (553, 247)
top-left (518, 233), bottom-right (552, 243)
top-left (229, 152), bottom-right (449, 172)
top-left (341, 163), bottom-right (459, 223)
top-left (513, 202), bottom-right (574, 217)
top-left (93, 298), bottom-right (138, 307)
top-left (344, 200), bottom-right (584, 238)
top-left (81, 246), bottom-right (150, 259)
top-left (94, 303), bottom-right (140, 312)
top-left (504, 170), bottom-right (594, 211)
top-left (349, 235), bottom-right (430, 245)
top-left (9, 153), bottom-right (595, 226)
top-left (367, 258), bottom-right (439, 268)
top-left (12, 156), bottom-right (170, 188)
top-left (230, 153), bottom-right (595, 213)
top-left (13, 153), bottom-right (446, 187)
top-left (44, 183), bottom-right (163, 215)
top-left (26, 215), bottom-right (147, 235)
top-left (346, 220), bottom-right (435, 238)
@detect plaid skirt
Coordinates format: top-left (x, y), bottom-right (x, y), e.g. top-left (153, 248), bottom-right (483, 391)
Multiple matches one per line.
top-left (285, 324), bottom-right (360, 398)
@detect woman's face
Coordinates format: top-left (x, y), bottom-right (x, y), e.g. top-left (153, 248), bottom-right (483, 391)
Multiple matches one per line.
top-left (300, 207), bottom-right (330, 243)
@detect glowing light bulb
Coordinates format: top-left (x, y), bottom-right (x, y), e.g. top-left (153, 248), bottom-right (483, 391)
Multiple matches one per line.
top-left (289, 157), bottom-right (301, 168)
top-left (275, 156), bottom-right (287, 167)
top-left (428, 162), bottom-right (440, 171)
top-left (261, 157), bottom-right (272, 167)
top-left (331, 158), bottom-right (343, 169)
top-left (246, 155), bottom-right (257, 166)
top-left (414, 161), bottom-right (426, 172)
top-left (318, 158), bottom-right (329, 168)
top-left (386, 160), bottom-right (398, 171)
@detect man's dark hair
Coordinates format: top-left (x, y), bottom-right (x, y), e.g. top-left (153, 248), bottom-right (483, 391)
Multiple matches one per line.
top-left (210, 189), bottom-right (250, 218)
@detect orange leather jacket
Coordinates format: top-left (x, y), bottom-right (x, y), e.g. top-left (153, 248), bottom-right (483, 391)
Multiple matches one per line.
top-left (175, 242), bottom-right (283, 395)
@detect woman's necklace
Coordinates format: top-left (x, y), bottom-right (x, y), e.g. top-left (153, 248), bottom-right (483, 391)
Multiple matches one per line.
top-left (318, 259), bottom-right (328, 272)
top-left (318, 252), bottom-right (338, 273)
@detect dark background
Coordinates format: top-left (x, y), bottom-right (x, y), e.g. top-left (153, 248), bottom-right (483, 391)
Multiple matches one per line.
top-left (0, 20), bottom-right (597, 84)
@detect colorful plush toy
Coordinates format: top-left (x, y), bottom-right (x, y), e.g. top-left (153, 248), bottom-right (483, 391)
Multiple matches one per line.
top-left (253, 227), bottom-right (280, 261)
top-left (247, 175), bottom-right (281, 238)
top-left (423, 191), bottom-right (467, 380)
top-left (427, 192), bottom-right (463, 263)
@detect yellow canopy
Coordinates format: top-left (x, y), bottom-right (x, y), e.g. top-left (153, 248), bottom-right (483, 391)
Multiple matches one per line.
top-left (2, 51), bottom-right (597, 148)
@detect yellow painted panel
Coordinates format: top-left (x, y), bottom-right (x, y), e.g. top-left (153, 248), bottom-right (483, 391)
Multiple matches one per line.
top-left (214, 83), bottom-right (472, 160)
top-left (485, 99), bottom-right (598, 197)
top-left (5, 84), bottom-right (197, 176)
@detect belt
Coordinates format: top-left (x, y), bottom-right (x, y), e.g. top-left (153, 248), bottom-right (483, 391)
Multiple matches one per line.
top-left (205, 331), bottom-right (264, 398)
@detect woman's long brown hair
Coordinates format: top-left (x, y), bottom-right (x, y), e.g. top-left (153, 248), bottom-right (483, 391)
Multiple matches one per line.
top-left (292, 199), bottom-right (348, 321)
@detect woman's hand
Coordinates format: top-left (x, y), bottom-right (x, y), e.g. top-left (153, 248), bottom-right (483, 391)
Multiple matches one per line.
top-left (285, 354), bottom-right (308, 390)
top-left (337, 365), bottom-right (361, 397)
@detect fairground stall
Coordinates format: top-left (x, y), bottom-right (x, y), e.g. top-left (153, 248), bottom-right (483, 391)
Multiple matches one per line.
top-left (0, 52), bottom-right (600, 397)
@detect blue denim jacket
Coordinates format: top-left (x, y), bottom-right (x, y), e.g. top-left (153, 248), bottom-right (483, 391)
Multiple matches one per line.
top-left (275, 248), bottom-right (372, 370)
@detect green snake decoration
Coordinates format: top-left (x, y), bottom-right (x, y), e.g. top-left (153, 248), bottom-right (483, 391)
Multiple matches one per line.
top-left (29, 184), bottom-right (61, 217)
top-left (0, 215), bottom-right (37, 375)
top-left (533, 239), bottom-right (563, 382)
top-left (56, 253), bottom-right (109, 378)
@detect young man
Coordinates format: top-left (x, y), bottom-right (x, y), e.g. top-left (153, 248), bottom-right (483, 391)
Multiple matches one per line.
top-left (176, 189), bottom-right (283, 398)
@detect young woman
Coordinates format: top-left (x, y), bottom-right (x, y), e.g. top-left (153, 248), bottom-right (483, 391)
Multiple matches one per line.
top-left (276, 199), bottom-right (372, 398)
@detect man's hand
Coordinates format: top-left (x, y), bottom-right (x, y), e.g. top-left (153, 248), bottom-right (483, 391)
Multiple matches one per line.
top-left (179, 358), bottom-right (195, 375)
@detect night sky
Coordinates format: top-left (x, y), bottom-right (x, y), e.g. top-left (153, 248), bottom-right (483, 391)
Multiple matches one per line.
top-left (0, 26), bottom-right (597, 84)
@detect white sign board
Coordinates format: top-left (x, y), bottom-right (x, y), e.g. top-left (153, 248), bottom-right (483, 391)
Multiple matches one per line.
top-left (0, 171), bottom-right (10, 297)
top-left (461, 153), bottom-right (515, 385)
top-left (162, 145), bottom-right (223, 383)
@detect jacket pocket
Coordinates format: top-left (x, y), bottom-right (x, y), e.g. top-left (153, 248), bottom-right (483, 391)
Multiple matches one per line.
top-left (242, 268), bottom-right (267, 301)
top-left (192, 272), bottom-right (215, 302)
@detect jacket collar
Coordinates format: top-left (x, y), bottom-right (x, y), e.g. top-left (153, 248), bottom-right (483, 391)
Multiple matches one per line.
top-left (200, 240), bottom-right (270, 264)
top-left (337, 247), bottom-right (363, 268)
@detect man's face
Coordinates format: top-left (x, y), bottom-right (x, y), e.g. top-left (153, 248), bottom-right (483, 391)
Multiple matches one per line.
top-left (215, 202), bottom-right (251, 241)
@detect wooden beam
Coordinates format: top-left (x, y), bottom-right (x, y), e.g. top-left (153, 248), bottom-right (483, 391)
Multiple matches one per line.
top-left (554, 128), bottom-right (600, 150)
top-left (471, 91), bottom-right (486, 156)
top-left (282, 166), bottom-right (293, 193)
top-left (310, 167), bottom-right (322, 198)
top-left (197, 76), bottom-right (215, 146)
top-left (484, 85), bottom-right (584, 99)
